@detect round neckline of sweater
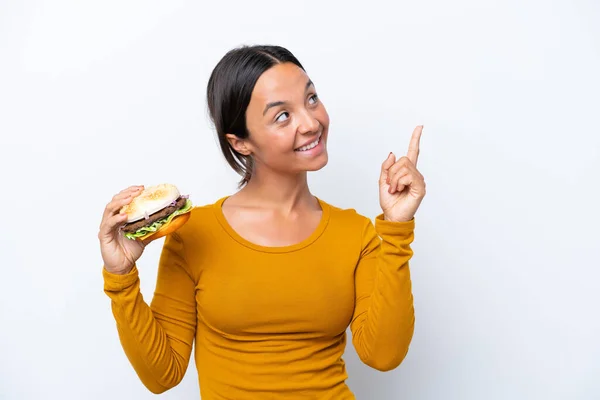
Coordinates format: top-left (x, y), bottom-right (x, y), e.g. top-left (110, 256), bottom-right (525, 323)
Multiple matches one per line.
top-left (212, 195), bottom-right (331, 253)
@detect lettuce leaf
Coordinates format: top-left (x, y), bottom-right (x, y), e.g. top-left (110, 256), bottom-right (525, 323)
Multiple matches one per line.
top-left (124, 199), bottom-right (193, 240)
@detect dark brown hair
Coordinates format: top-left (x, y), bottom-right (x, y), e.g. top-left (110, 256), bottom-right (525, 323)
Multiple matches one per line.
top-left (206, 45), bottom-right (305, 187)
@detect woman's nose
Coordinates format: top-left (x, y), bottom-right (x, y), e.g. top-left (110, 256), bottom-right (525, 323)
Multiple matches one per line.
top-left (297, 110), bottom-right (320, 135)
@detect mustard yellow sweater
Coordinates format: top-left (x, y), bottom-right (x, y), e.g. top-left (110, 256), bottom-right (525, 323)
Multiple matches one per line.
top-left (103, 197), bottom-right (416, 399)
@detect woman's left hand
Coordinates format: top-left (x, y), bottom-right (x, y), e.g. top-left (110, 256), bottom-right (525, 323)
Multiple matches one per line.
top-left (379, 125), bottom-right (426, 222)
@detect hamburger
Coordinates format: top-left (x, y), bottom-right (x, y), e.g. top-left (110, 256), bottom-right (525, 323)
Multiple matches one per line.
top-left (119, 183), bottom-right (193, 242)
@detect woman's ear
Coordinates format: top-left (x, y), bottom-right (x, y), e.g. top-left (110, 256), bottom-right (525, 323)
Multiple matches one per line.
top-left (225, 134), bottom-right (252, 156)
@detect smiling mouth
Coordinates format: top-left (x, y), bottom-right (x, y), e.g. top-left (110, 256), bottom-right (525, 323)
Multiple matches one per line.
top-left (294, 132), bottom-right (322, 152)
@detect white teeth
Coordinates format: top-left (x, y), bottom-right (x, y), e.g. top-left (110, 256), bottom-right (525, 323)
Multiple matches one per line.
top-left (295, 134), bottom-right (321, 152)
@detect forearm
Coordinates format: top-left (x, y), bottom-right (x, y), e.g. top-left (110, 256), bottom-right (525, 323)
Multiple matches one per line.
top-left (352, 217), bottom-right (416, 371)
top-left (103, 266), bottom-right (191, 393)
top-left (352, 257), bottom-right (415, 370)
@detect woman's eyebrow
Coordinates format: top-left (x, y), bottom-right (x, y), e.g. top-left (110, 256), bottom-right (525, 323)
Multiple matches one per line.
top-left (263, 100), bottom-right (286, 116)
top-left (263, 79), bottom-right (315, 116)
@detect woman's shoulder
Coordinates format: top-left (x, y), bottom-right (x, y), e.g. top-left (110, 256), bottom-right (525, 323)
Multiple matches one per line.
top-left (316, 198), bottom-right (377, 247)
top-left (173, 196), bottom-right (226, 237)
top-left (188, 195), bottom-right (227, 214)
top-left (317, 197), bottom-right (373, 227)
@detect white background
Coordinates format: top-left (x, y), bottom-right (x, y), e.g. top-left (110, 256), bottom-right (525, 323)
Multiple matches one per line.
top-left (1, 0), bottom-right (599, 399)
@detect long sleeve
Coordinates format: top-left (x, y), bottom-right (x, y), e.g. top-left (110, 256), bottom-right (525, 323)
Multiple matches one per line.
top-left (350, 214), bottom-right (416, 372)
top-left (103, 232), bottom-right (197, 394)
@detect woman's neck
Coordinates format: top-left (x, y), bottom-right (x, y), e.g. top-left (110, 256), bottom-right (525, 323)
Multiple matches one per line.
top-left (234, 169), bottom-right (319, 215)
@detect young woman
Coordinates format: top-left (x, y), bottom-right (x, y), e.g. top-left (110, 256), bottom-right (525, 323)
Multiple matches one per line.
top-left (99, 45), bottom-right (426, 399)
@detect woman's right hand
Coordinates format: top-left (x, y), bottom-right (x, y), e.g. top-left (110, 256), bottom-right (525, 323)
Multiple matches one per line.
top-left (99, 185), bottom-right (146, 275)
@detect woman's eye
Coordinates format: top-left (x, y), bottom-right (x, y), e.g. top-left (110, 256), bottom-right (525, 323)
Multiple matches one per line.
top-left (308, 94), bottom-right (319, 105)
top-left (276, 112), bottom-right (289, 123)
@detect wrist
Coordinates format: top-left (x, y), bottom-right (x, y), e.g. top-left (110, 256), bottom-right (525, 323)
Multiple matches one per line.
top-left (383, 213), bottom-right (413, 223)
top-left (103, 264), bottom-right (134, 276)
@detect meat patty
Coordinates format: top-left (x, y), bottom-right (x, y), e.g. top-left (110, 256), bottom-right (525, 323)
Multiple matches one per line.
top-left (122, 196), bottom-right (187, 233)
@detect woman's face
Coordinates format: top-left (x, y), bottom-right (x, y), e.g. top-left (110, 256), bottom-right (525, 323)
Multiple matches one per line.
top-left (230, 62), bottom-right (330, 176)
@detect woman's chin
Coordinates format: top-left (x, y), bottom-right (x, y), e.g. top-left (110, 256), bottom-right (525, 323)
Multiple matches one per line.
top-left (305, 152), bottom-right (328, 172)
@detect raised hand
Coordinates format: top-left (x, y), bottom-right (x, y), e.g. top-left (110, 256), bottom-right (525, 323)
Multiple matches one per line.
top-left (379, 125), bottom-right (426, 222)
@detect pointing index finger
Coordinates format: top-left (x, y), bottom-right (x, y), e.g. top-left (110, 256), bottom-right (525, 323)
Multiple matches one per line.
top-left (407, 125), bottom-right (423, 166)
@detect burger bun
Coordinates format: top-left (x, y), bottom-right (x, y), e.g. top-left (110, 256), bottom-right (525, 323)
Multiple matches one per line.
top-left (121, 183), bottom-right (181, 223)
